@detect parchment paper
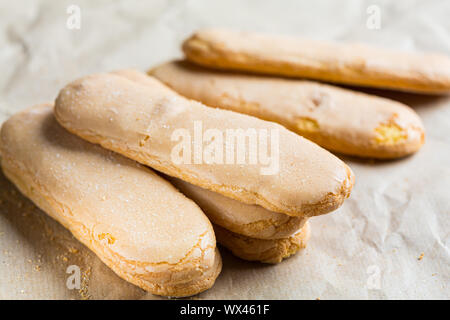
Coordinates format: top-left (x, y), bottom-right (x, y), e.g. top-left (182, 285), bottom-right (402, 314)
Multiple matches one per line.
top-left (0, 0), bottom-right (449, 299)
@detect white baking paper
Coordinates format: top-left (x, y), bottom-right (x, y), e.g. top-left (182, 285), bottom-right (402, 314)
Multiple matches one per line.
top-left (0, 0), bottom-right (448, 299)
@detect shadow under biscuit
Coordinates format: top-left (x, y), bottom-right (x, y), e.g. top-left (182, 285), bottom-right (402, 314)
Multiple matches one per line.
top-left (0, 167), bottom-right (150, 300)
top-left (339, 85), bottom-right (448, 110)
top-left (333, 151), bottom-right (419, 166)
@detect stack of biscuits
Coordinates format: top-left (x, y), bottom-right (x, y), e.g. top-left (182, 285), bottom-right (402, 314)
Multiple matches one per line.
top-left (1, 29), bottom-right (448, 297)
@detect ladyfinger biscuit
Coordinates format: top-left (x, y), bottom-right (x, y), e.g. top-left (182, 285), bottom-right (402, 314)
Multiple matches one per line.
top-left (54, 70), bottom-right (354, 217)
top-left (0, 103), bottom-right (221, 297)
top-left (167, 175), bottom-right (306, 239)
top-left (151, 61), bottom-right (425, 159)
top-left (183, 29), bottom-right (450, 94)
top-left (214, 222), bottom-right (311, 264)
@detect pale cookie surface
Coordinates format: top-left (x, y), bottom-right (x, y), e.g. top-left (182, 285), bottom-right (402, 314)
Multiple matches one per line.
top-left (151, 61), bottom-right (425, 159)
top-left (0, 104), bottom-right (221, 297)
top-left (214, 222), bottom-right (311, 264)
top-left (183, 29), bottom-right (450, 94)
top-left (167, 175), bottom-right (306, 239)
top-left (54, 70), bottom-right (354, 217)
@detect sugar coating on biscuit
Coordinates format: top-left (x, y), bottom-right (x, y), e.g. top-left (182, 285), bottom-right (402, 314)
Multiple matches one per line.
top-left (0, 103), bottom-right (221, 297)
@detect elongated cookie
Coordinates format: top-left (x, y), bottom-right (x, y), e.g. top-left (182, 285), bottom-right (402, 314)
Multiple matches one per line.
top-left (54, 70), bottom-right (354, 217)
top-left (167, 175), bottom-right (306, 239)
top-left (0, 103), bottom-right (221, 297)
top-left (214, 222), bottom-right (310, 264)
top-left (151, 61), bottom-right (425, 158)
top-left (183, 29), bottom-right (450, 94)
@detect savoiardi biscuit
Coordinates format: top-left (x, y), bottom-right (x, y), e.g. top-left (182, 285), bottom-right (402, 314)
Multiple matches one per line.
top-left (182, 29), bottom-right (450, 94)
top-left (54, 70), bottom-right (354, 217)
top-left (214, 222), bottom-right (311, 264)
top-left (167, 175), bottom-right (306, 240)
top-left (0, 103), bottom-right (221, 297)
top-left (151, 61), bottom-right (425, 159)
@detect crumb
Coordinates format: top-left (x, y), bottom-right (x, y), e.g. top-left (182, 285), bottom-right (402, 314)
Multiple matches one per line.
top-left (68, 248), bottom-right (79, 254)
top-left (79, 267), bottom-right (92, 300)
top-left (432, 273), bottom-right (437, 276)
top-left (418, 252), bottom-right (424, 261)
top-left (34, 265), bottom-right (41, 272)
top-left (316, 297), bottom-right (320, 300)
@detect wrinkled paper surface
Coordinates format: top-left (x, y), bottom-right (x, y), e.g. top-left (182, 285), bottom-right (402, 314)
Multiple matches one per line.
top-left (0, 0), bottom-right (449, 299)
